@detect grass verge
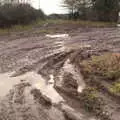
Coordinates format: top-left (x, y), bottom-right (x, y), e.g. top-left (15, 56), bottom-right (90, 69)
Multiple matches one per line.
top-left (81, 53), bottom-right (120, 81)
top-left (0, 19), bottom-right (117, 35)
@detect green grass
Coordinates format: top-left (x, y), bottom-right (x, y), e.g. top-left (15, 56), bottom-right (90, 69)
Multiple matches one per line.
top-left (48, 19), bottom-right (116, 26)
top-left (0, 24), bottom-right (33, 35)
top-left (0, 19), bottom-right (47, 35)
top-left (35, 19), bottom-right (117, 28)
top-left (0, 19), bottom-right (117, 35)
top-left (39, 29), bottom-right (57, 34)
top-left (80, 87), bottom-right (99, 111)
top-left (64, 20), bottom-right (116, 27)
top-left (110, 81), bottom-right (120, 94)
top-left (80, 87), bottom-right (111, 120)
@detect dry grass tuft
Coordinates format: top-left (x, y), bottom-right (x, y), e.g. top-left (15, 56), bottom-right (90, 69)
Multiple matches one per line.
top-left (81, 53), bottom-right (120, 81)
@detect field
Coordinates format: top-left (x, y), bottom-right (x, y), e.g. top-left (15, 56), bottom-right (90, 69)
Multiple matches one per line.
top-left (0, 20), bottom-right (119, 120)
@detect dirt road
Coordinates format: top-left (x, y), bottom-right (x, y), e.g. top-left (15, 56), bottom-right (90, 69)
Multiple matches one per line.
top-left (0, 24), bottom-right (120, 120)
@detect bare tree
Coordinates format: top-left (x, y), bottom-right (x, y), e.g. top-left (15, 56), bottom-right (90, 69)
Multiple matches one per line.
top-left (63, 0), bottom-right (92, 19)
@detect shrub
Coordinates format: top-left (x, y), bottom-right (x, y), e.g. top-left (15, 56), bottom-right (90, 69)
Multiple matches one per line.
top-left (0, 4), bottom-right (45, 27)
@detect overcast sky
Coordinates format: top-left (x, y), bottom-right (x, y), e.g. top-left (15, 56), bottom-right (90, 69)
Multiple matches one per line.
top-left (31, 0), bottom-right (67, 15)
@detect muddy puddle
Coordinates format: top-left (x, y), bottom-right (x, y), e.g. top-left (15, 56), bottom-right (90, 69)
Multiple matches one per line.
top-left (0, 72), bottom-right (20, 97)
top-left (55, 58), bottom-right (86, 94)
top-left (0, 71), bottom-right (96, 120)
top-left (63, 59), bottom-right (86, 93)
top-left (117, 24), bottom-right (120, 27)
top-left (0, 72), bottom-right (64, 104)
top-left (46, 34), bottom-right (69, 38)
top-left (0, 26), bottom-right (120, 120)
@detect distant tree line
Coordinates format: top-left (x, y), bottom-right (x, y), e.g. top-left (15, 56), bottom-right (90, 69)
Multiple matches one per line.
top-left (0, 3), bottom-right (45, 28)
top-left (0, 0), bottom-right (31, 5)
top-left (63, 0), bottom-right (120, 22)
top-left (48, 13), bottom-right (69, 20)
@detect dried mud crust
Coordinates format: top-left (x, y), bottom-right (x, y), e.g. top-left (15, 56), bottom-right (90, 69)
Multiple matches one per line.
top-left (0, 24), bottom-right (120, 120)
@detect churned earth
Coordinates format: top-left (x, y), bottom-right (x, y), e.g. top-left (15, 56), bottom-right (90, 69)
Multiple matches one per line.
top-left (0, 22), bottom-right (120, 120)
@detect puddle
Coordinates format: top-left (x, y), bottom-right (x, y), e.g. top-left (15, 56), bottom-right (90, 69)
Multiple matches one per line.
top-left (0, 72), bottom-right (20, 97)
top-left (80, 44), bottom-right (91, 49)
top-left (33, 73), bottom-right (64, 104)
top-left (46, 34), bottom-right (69, 38)
top-left (0, 72), bottom-right (64, 104)
top-left (77, 86), bottom-right (85, 93)
top-left (63, 59), bottom-right (86, 93)
top-left (48, 74), bottom-right (54, 85)
top-left (117, 24), bottom-right (120, 27)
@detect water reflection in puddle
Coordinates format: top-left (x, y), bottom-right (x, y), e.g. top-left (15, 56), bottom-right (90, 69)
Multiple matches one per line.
top-left (0, 72), bottom-right (20, 97)
top-left (117, 24), bottom-right (120, 27)
top-left (46, 34), bottom-right (69, 38)
top-left (0, 72), bottom-right (64, 104)
top-left (33, 73), bottom-right (64, 104)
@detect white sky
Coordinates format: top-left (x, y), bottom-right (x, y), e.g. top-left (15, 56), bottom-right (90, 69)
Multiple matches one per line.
top-left (31, 0), bottom-right (67, 15)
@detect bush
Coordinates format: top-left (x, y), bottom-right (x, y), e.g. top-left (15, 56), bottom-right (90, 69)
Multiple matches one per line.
top-left (0, 4), bottom-right (45, 27)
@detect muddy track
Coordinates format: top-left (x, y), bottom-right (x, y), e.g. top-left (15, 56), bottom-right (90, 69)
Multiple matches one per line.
top-left (0, 25), bottom-right (120, 120)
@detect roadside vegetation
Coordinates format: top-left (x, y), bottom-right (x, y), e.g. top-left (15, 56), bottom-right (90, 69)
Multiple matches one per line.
top-left (80, 88), bottom-right (111, 120)
top-left (80, 52), bottom-right (120, 101)
top-left (0, 0), bottom-right (119, 34)
top-left (0, 3), bottom-right (45, 28)
top-left (0, 19), bottom-right (116, 35)
top-left (110, 81), bottom-right (120, 94)
top-left (78, 52), bottom-right (120, 119)
top-left (81, 53), bottom-right (120, 81)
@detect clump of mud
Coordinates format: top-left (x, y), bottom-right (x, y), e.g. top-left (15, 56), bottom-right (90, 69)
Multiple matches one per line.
top-left (31, 88), bottom-right (52, 106)
top-left (63, 72), bottom-right (78, 90)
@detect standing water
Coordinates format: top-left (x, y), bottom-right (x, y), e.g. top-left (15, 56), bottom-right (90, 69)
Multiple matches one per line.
top-left (0, 72), bottom-right (64, 104)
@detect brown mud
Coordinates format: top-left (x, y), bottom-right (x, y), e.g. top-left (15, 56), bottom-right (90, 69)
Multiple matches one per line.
top-left (0, 23), bottom-right (120, 120)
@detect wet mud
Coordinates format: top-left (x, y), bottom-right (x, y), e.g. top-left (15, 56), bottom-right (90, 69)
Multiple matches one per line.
top-left (0, 24), bottom-right (120, 120)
